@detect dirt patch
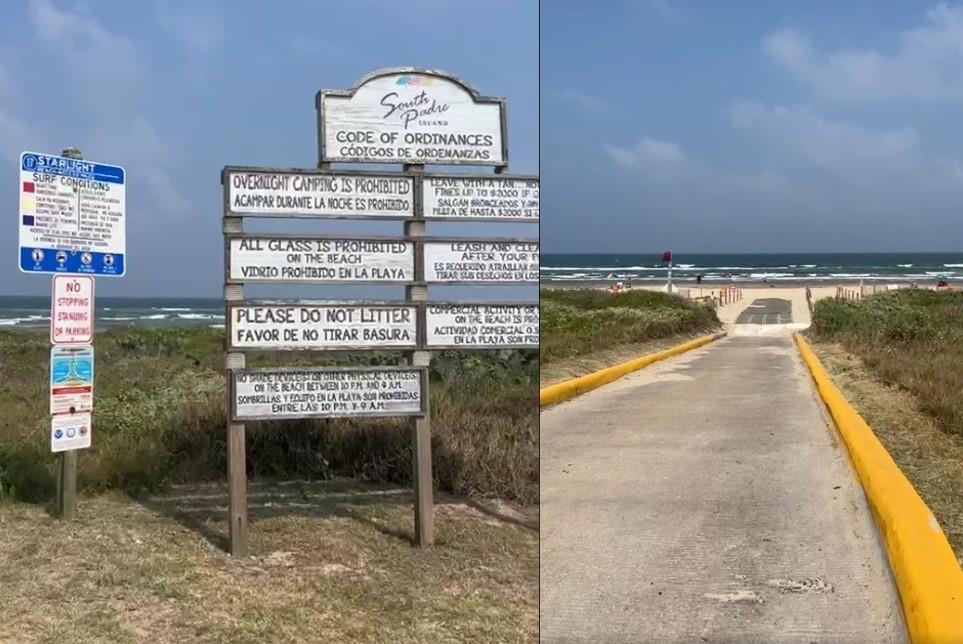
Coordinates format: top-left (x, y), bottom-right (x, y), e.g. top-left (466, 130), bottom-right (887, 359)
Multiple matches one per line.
top-left (0, 479), bottom-right (537, 643)
top-left (810, 340), bottom-right (963, 566)
top-left (540, 333), bottom-right (706, 387)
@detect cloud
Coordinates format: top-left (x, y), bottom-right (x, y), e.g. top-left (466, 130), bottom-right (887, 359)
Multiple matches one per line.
top-left (25, 0), bottom-right (190, 219)
top-left (763, 4), bottom-right (963, 101)
top-left (154, 0), bottom-right (224, 63)
top-left (646, 0), bottom-right (682, 21)
top-left (27, 0), bottom-right (144, 115)
top-left (727, 99), bottom-right (963, 190)
top-left (604, 136), bottom-right (686, 171)
top-left (556, 87), bottom-right (607, 113)
top-left (603, 134), bottom-right (790, 199)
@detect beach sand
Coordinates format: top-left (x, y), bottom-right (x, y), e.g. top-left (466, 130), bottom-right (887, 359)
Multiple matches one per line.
top-left (653, 284), bottom-right (838, 328)
top-left (543, 282), bottom-right (922, 331)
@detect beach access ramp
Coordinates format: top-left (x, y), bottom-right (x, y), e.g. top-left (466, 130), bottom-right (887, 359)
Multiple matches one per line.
top-left (540, 327), bottom-right (906, 642)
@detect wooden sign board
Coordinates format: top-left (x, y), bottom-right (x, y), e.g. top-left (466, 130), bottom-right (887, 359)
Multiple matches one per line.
top-left (227, 236), bottom-right (414, 284)
top-left (232, 367), bottom-right (427, 421)
top-left (223, 168), bottom-right (414, 219)
top-left (426, 304), bottom-right (539, 349)
top-left (424, 239), bottom-right (539, 283)
top-left (317, 68), bottom-right (507, 166)
top-left (422, 175), bottom-right (538, 221)
top-left (228, 302), bottom-right (417, 351)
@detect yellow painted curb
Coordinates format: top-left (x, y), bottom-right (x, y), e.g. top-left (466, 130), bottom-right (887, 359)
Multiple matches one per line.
top-left (540, 331), bottom-right (725, 408)
top-left (795, 333), bottom-right (963, 643)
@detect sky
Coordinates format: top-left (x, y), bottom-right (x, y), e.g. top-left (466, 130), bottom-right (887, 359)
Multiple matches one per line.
top-left (542, 1), bottom-right (963, 254)
top-left (1, 0), bottom-right (537, 297)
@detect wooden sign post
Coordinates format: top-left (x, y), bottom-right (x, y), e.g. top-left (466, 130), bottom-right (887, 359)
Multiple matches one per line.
top-left (222, 68), bottom-right (538, 556)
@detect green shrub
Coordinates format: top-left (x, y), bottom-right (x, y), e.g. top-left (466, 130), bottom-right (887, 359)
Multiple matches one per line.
top-left (0, 328), bottom-right (538, 504)
top-left (810, 289), bottom-right (963, 436)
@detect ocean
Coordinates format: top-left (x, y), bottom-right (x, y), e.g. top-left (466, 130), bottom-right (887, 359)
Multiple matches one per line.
top-left (541, 252), bottom-right (963, 285)
top-left (0, 296), bottom-right (223, 329)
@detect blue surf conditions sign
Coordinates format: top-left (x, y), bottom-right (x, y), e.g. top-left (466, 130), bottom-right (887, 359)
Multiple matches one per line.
top-left (18, 151), bottom-right (126, 276)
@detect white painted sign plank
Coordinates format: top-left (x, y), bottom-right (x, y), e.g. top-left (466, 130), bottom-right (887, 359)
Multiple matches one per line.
top-left (50, 275), bottom-right (94, 345)
top-left (229, 238), bottom-right (414, 283)
top-left (226, 170), bottom-right (413, 218)
top-left (426, 304), bottom-right (539, 348)
top-left (230, 304), bottom-right (417, 350)
top-left (320, 71), bottom-right (505, 166)
top-left (51, 412), bottom-right (92, 452)
top-left (233, 368), bottom-right (425, 420)
top-left (423, 176), bottom-right (539, 221)
top-left (424, 241), bottom-right (539, 283)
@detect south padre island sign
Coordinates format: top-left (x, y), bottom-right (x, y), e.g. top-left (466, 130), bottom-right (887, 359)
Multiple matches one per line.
top-left (317, 68), bottom-right (508, 167)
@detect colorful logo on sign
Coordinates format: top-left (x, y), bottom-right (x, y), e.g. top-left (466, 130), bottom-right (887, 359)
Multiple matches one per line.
top-left (395, 75), bottom-right (434, 86)
top-left (380, 76), bottom-right (451, 130)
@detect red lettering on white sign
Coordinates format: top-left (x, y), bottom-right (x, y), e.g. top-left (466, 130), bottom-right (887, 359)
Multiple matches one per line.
top-left (50, 276), bottom-right (95, 344)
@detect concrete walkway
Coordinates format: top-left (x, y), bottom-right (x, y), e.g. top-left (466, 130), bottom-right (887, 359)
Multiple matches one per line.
top-left (540, 331), bottom-right (906, 643)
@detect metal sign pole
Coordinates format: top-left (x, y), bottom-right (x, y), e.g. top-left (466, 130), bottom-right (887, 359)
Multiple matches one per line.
top-left (405, 163), bottom-right (434, 547)
top-left (55, 145), bottom-right (84, 520)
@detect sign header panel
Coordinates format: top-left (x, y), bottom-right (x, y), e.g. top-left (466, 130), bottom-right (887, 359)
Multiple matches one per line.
top-left (422, 176), bottom-right (539, 221)
top-left (225, 169), bottom-right (414, 219)
top-left (229, 303), bottom-right (417, 351)
top-left (319, 69), bottom-right (506, 166)
top-left (50, 344), bottom-right (94, 415)
top-left (50, 275), bottom-right (94, 344)
top-left (228, 236), bottom-right (414, 284)
top-left (424, 240), bottom-right (539, 283)
top-left (19, 151), bottom-right (126, 276)
top-left (426, 304), bottom-right (539, 349)
top-left (51, 412), bottom-right (92, 453)
top-left (232, 367), bottom-right (426, 420)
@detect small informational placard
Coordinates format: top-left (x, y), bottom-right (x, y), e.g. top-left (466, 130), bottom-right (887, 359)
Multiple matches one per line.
top-left (228, 237), bottom-right (414, 283)
top-left (50, 344), bottom-right (94, 415)
top-left (426, 304), bottom-right (539, 348)
top-left (232, 367), bottom-right (426, 420)
top-left (51, 412), bottom-right (92, 452)
top-left (50, 275), bottom-right (94, 345)
top-left (423, 176), bottom-right (539, 221)
top-left (318, 69), bottom-right (506, 166)
top-left (225, 169), bottom-right (413, 219)
top-left (19, 151), bottom-right (126, 276)
top-left (229, 303), bottom-right (417, 350)
top-left (424, 240), bottom-right (539, 283)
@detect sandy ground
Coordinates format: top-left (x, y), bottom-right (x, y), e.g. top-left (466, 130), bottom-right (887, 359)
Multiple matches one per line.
top-left (631, 284), bottom-right (838, 330)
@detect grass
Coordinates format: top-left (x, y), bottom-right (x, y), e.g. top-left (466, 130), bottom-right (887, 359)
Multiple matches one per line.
top-left (0, 480), bottom-right (537, 643)
top-left (809, 289), bottom-right (963, 434)
top-left (807, 289), bottom-right (963, 562)
top-left (0, 327), bottom-right (538, 505)
top-left (540, 288), bottom-right (720, 364)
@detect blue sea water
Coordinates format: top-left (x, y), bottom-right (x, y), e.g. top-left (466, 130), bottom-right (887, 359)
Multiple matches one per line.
top-left (0, 296), bottom-right (224, 329)
top-left (541, 252), bottom-right (963, 284)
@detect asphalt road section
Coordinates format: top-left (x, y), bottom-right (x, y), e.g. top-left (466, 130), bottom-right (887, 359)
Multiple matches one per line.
top-left (736, 298), bottom-right (793, 325)
top-left (540, 335), bottom-right (906, 643)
